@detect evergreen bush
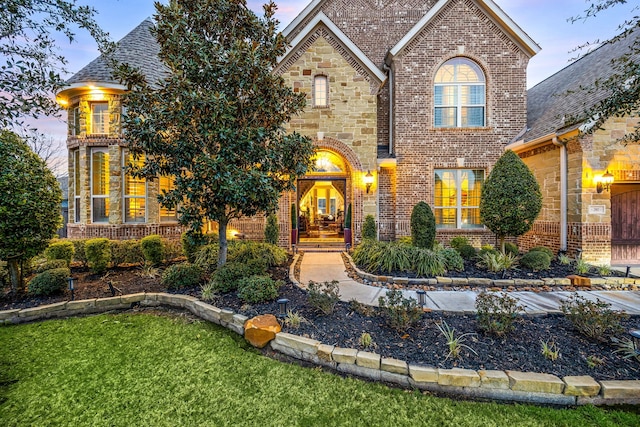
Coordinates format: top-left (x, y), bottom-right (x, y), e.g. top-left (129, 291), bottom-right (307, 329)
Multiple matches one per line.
top-left (520, 250), bottom-right (551, 271)
top-left (182, 232), bottom-right (218, 263)
top-left (449, 236), bottom-right (470, 251)
top-left (410, 201), bottom-right (436, 249)
top-left (227, 241), bottom-right (286, 267)
top-left (475, 292), bottom-right (524, 336)
top-left (212, 260), bottom-right (266, 293)
top-left (560, 293), bottom-right (628, 341)
top-left (439, 248), bottom-right (464, 272)
top-left (457, 244), bottom-right (477, 260)
top-left (28, 267), bottom-right (70, 296)
top-left (308, 280), bottom-right (341, 315)
top-left (194, 244), bottom-right (220, 274)
top-left (141, 234), bottom-right (165, 266)
top-left (378, 289), bottom-right (422, 332)
top-left (530, 246), bottom-right (554, 259)
top-left (237, 275), bottom-right (281, 303)
top-left (33, 259), bottom-right (68, 274)
top-left (345, 204), bottom-right (352, 229)
top-left (362, 214), bottom-right (377, 240)
top-left (264, 213), bottom-right (279, 245)
top-left (44, 240), bottom-right (75, 266)
top-left (110, 239), bottom-right (144, 267)
top-left (504, 242), bottom-right (519, 256)
top-left (85, 238), bottom-right (111, 274)
top-left (161, 263), bottom-right (203, 289)
top-left (71, 239), bottom-right (88, 267)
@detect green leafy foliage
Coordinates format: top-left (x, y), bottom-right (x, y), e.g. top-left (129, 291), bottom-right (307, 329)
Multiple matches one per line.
top-left (476, 251), bottom-right (517, 272)
top-left (237, 276), bottom-right (282, 303)
top-left (478, 244), bottom-right (498, 257)
top-left (163, 239), bottom-right (184, 263)
top-left (110, 240), bottom-right (145, 267)
top-left (182, 231), bottom-right (218, 263)
top-left (32, 259), bottom-right (68, 274)
top-left (264, 214), bottom-right (279, 245)
top-left (412, 248), bottom-right (445, 277)
top-left (529, 246), bottom-right (554, 258)
top-left (378, 289), bottom-right (423, 332)
top-left (227, 241), bottom-right (287, 267)
top-left (71, 240), bottom-right (88, 267)
top-left (84, 238), bottom-right (111, 275)
top-left (141, 235), bottom-right (165, 266)
top-left (520, 250), bottom-right (551, 271)
top-left (439, 248), bottom-right (464, 272)
top-left (362, 215), bottom-right (377, 240)
top-left (449, 236), bottom-right (470, 251)
top-left (411, 201), bottom-right (436, 249)
top-left (211, 259), bottom-right (267, 293)
top-left (307, 280), bottom-right (341, 315)
top-left (457, 244), bottom-right (477, 260)
top-left (290, 204), bottom-right (297, 228)
top-left (44, 241), bottom-right (75, 266)
top-left (193, 244), bottom-right (220, 275)
top-left (28, 267), bottom-right (70, 296)
top-left (560, 293), bottom-right (628, 341)
top-left (504, 242), bottom-right (519, 257)
top-left (475, 292), bottom-right (524, 336)
top-left (344, 204), bottom-right (352, 229)
top-left (161, 263), bottom-right (203, 290)
top-left (436, 321), bottom-right (477, 361)
top-left (114, 0), bottom-right (314, 267)
top-left (0, 131), bottom-right (62, 291)
top-left (480, 150), bottom-right (542, 251)
top-left (575, 258), bottom-right (591, 275)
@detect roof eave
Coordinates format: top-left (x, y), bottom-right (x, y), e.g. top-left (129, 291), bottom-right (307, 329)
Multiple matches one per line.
top-left (282, 0), bottom-right (323, 37)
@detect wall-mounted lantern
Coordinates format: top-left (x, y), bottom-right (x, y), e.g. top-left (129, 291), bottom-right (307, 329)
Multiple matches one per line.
top-left (364, 170), bottom-right (374, 194)
top-left (596, 170), bottom-right (614, 193)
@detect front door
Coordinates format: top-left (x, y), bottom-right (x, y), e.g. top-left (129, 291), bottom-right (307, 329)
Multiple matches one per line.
top-left (297, 179), bottom-right (346, 243)
top-left (611, 184), bottom-right (640, 264)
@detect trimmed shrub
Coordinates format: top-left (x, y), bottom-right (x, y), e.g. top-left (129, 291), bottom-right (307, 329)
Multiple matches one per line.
top-left (378, 289), bottom-right (422, 332)
top-left (85, 238), bottom-right (111, 274)
top-left (182, 232), bottom-right (218, 263)
top-left (410, 201), bottom-right (436, 249)
top-left (211, 259), bottom-right (267, 293)
top-left (161, 263), bottom-right (203, 289)
top-left (237, 275), bottom-right (281, 303)
top-left (110, 239), bottom-right (144, 267)
top-left (504, 242), bottom-right (519, 257)
top-left (33, 259), bottom-right (68, 274)
top-left (28, 267), bottom-right (70, 296)
top-left (163, 239), bottom-right (183, 263)
top-left (439, 248), bottom-right (464, 272)
top-left (308, 280), bottom-right (341, 315)
top-left (227, 241), bottom-right (287, 267)
top-left (457, 244), bottom-right (477, 260)
top-left (475, 292), bottom-right (524, 336)
top-left (449, 236), bottom-right (470, 251)
top-left (530, 246), bottom-right (554, 259)
top-left (560, 293), bottom-right (628, 342)
top-left (71, 239), bottom-right (88, 267)
top-left (44, 240), bottom-right (75, 265)
top-left (362, 214), bottom-right (377, 240)
top-left (141, 235), bottom-right (165, 266)
top-left (520, 250), bottom-right (551, 271)
top-left (264, 214), bottom-right (279, 245)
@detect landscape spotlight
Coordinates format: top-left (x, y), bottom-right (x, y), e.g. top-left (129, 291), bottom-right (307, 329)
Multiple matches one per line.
top-left (416, 289), bottom-right (427, 307)
top-left (277, 298), bottom-right (289, 318)
top-left (67, 277), bottom-right (77, 301)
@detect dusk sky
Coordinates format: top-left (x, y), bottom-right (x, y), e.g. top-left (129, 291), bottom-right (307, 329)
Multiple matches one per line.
top-left (36, 0), bottom-right (634, 153)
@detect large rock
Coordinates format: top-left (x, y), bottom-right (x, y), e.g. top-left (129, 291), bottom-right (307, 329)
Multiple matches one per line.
top-left (244, 314), bottom-right (281, 348)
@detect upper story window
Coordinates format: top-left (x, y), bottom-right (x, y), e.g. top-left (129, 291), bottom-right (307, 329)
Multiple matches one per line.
top-left (123, 151), bottom-right (146, 223)
top-left (434, 169), bottom-right (484, 229)
top-left (434, 58), bottom-right (485, 128)
top-left (90, 148), bottom-right (109, 223)
top-left (90, 102), bottom-right (109, 135)
top-left (71, 105), bottom-right (80, 136)
top-left (313, 74), bottom-right (328, 108)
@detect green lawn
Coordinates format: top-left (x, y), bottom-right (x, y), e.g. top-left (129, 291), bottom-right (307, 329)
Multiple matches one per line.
top-left (1, 311), bottom-right (638, 427)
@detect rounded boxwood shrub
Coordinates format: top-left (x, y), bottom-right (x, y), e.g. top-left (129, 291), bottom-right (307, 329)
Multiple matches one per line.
top-left (141, 234), bottom-right (165, 266)
top-left (71, 239), bottom-right (88, 267)
top-left (449, 236), bottom-right (470, 251)
top-left (44, 240), bottom-right (75, 265)
top-left (161, 263), bottom-right (203, 289)
top-left (457, 244), bottom-right (477, 260)
top-left (362, 214), bottom-right (377, 240)
top-left (85, 238), bottom-right (112, 274)
top-left (439, 247), bottom-right (464, 272)
top-left (410, 201), bottom-right (436, 249)
top-left (211, 259), bottom-right (267, 293)
top-left (237, 275), bottom-right (282, 303)
top-left (530, 246), bottom-right (554, 259)
top-left (110, 239), bottom-right (145, 267)
top-left (28, 267), bottom-right (70, 296)
top-left (520, 250), bottom-right (551, 271)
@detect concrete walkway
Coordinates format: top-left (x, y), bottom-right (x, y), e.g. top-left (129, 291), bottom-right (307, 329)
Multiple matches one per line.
top-left (297, 252), bottom-right (640, 315)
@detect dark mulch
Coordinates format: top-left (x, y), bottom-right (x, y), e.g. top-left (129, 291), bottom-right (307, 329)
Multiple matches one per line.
top-left (2, 261), bottom-right (639, 381)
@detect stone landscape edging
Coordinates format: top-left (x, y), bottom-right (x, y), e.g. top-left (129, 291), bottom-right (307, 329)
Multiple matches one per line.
top-left (2, 292), bottom-right (639, 407)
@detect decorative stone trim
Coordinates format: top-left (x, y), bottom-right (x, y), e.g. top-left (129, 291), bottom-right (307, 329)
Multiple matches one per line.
top-left (2, 294), bottom-right (639, 406)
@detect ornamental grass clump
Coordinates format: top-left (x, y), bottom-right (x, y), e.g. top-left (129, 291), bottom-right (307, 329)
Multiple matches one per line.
top-left (378, 289), bottom-right (423, 332)
top-left (475, 291), bottom-right (524, 336)
top-left (412, 247), bottom-right (445, 277)
top-left (436, 320), bottom-right (477, 361)
top-left (476, 251), bottom-right (517, 273)
top-left (560, 293), bottom-right (628, 342)
top-left (308, 280), bottom-right (340, 315)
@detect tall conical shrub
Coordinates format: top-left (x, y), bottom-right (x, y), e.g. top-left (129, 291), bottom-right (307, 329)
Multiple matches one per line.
top-left (411, 201), bottom-right (436, 249)
top-left (345, 203), bottom-right (352, 229)
top-left (362, 214), bottom-right (377, 240)
top-left (264, 213), bottom-right (279, 245)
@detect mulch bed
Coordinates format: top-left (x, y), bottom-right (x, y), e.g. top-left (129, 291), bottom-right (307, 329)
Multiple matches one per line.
top-left (2, 260), bottom-right (639, 381)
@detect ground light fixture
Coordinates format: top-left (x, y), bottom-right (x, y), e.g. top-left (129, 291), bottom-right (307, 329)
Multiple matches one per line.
top-left (277, 298), bottom-right (289, 318)
top-left (629, 330), bottom-right (640, 356)
top-left (596, 169), bottom-right (614, 193)
top-left (416, 289), bottom-right (427, 307)
top-left (364, 170), bottom-right (374, 194)
top-left (67, 277), bottom-right (77, 301)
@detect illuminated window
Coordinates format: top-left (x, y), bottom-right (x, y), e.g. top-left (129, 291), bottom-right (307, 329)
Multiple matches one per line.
top-left (434, 58), bottom-right (485, 128)
top-left (90, 102), bottom-right (109, 134)
top-left (159, 175), bottom-right (178, 222)
top-left (123, 151), bottom-right (146, 223)
top-left (90, 148), bottom-right (109, 222)
top-left (313, 75), bottom-right (328, 108)
top-left (73, 150), bottom-right (81, 223)
top-left (71, 105), bottom-right (81, 136)
top-left (434, 169), bottom-right (484, 229)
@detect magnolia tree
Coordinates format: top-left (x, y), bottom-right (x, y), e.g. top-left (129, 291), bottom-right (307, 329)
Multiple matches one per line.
top-left (0, 131), bottom-right (62, 292)
top-left (114, 0), bottom-right (314, 266)
top-left (480, 150), bottom-right (541, 253)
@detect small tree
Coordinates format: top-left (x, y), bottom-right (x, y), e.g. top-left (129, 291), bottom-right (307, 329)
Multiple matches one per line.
top-left (264, 214), bottom-right (279, 245)
top-left (480, 150), bottom-right (542, 253)
top-left (411, 201), bottom-right (436, 249)
top-left (0, 131), bottom-right (62, 292)
top-left (362, 215), bottom-right (377, 240)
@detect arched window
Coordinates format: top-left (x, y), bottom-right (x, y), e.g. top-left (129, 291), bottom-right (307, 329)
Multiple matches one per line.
top-left (313, 74), bottom-right (328, 108)
top-left (434, 58), bottom-right (485, 128)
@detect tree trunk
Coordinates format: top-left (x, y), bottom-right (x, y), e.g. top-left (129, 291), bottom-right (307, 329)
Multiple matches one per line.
top-left (7, 258), bottom-right (21, 294)
top-left (499, 236), bottom-right (506, 254)
top-left (218, 218), bottom-right (229, 267)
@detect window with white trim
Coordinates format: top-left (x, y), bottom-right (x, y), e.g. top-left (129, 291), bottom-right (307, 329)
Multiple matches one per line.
top-left (73, 149), bottom-right (81, 223)
top-left (434, 58), bottom-right (485, 128)
top-left (313, 75), bottom-right (328, 108)
top-left (159, 175), bottom-right (178, 222)
top-left (90, 102), bottom-right (109, 135)
top-left (123, 151), bottom-right (146, 223)
top-left (90, 148), bottom-right (109, 222)
top-left (434, 169), bottom-right (484, 229)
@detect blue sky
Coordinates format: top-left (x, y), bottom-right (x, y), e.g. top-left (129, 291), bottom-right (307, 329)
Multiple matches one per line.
top-left (40, 0), bottom-right (633, 143)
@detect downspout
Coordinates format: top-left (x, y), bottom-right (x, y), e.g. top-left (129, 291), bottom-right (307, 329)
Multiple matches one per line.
top-left (552, 137), bottom-right (568, 252)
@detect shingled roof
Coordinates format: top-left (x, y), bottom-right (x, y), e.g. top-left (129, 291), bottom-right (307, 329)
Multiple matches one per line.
top-left (523, 26), bottom-right (640, 142)
top-left (66, 18), bottom-right (167, 87)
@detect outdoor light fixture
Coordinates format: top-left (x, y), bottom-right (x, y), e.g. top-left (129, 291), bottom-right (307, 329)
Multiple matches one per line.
top-left (67, 277), bottom-right (77, 301)
top-left (277, 298), bottom-right (289, 318)
top-left (596, 169), bottom-right (614, 193)
top-left (629, 330), bottom-right (640, 356)
top-left (364, 170), bottom-right (374, 194)
top-left (416, 289), bottom-right (427, 307)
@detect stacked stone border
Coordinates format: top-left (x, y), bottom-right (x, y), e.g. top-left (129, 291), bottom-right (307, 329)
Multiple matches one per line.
top-left (342, 253), bottom-right (640, 291)
top-left (2, 292), bottom-right (638, 406)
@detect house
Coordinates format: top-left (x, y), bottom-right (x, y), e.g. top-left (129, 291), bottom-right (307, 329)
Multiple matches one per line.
top-left (508, 26), bottom-right (640, 264)
top-left (57, 0), bottom-right (541, 249)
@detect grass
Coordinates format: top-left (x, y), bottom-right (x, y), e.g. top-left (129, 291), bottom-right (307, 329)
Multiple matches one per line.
top-left (1, 311), bottom-right (639, 426)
